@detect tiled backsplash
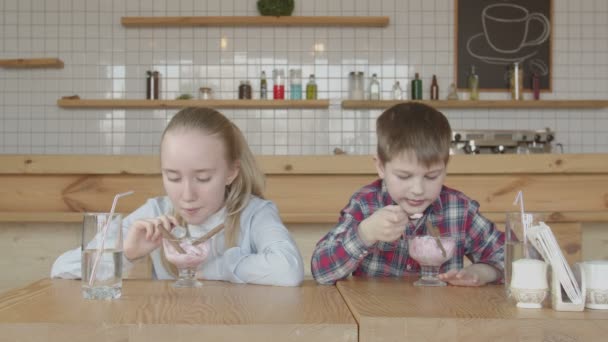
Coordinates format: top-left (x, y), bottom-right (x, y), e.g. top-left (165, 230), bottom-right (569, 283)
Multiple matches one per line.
top-left (1, 0), bottom-right (607, 154)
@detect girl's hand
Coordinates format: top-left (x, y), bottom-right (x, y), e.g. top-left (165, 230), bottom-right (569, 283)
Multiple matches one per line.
top-left (124, 215), bottom-right (179, 261)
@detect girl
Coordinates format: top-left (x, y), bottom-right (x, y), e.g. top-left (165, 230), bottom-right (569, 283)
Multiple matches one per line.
top-left (52, 107), bottom-right (304, 286)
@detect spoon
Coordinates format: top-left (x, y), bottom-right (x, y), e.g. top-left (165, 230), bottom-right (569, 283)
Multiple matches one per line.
top-left (425, 220), bottom-right (447, 258)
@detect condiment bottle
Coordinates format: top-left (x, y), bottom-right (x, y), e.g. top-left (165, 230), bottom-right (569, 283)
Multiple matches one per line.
top-left (532, 73), bottom-right (540, 100)
top-left (392, 81), bottom-right (403, 100)
top-left (273, 69), bottom-right (285, 100)
top-left (289, 69), bottom-right (302, 100)
top-left (369, 73), bottom-right (380, 100)
top-left (468, 65), bottom-right (479, 100)
top-left (146, 70), bottom-right (160, 100)
top-left (260, 71), bottom-right (267, 99)
top-left (411, 73), bottom-right (422, 100)
top-left (306, 74), bottom-right (317, 100)
top-left (430, 75), bottom-right (439, 100)
top-left (510, 62), bottom-right (523, 100)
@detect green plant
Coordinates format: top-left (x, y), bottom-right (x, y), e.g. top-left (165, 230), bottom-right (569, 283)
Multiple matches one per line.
top-left (176, 94), bottom-right (192, 100)
top-left (257, 0), bottom-right (294, 16)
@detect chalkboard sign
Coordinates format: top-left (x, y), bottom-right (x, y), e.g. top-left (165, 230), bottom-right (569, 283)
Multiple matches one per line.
top-left (456, 0), bottom-right (552, 91)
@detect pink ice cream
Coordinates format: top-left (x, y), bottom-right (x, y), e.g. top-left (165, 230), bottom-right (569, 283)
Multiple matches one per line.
top-left (408, 236), bottom-right (456, 266)
top-left (163, 239), bottom-right (210, 269)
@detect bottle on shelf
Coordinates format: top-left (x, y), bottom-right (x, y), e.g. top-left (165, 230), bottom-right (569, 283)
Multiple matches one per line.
top-left (260, 71), bottom-right (267, 99)
top-left (392, 81), bottom-right (403, 100)
top-left (510, 62), bottom-right (523, 101)
top-left (306, 74), bottom-right (317, 100)
top-left (411, 73), bottom-right (422, 100)
top-left (273, 69), bottom-right (285, 100)
top-left (532, 72), bottom-right (540, 100)
top-left (369, 73), bottom-right (380, 100)
top-left (468, 65), bottom-right (479, 100)
top-left (447, 82), bottom-right (459, 100)
top-left (289, 69), bottom-right (302, 100)
top-left (146, 70), bottom-right (160, 100)
top-left (430, 75), bottom-right (439, 100)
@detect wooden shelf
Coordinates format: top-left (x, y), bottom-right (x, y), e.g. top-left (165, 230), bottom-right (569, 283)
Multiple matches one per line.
top-left (341, 100), bottom-right (608, 110)
top-left (121, 16), bottom-right (389, 27)
top-left (0, 58), bottom-right (63, 69)
top-left (57, 99), bottom-right (330, 109)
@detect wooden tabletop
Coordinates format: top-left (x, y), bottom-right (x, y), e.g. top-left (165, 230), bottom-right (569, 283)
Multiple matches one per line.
top-left (0, 279), bottom-right (357, 342)
top-left (336, 277), bottom-right (608, 342)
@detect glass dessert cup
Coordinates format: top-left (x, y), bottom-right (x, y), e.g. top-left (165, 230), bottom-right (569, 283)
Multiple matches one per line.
top-left (163, 237), bottom-right (209, 288)
top-left (408, 235), bottom-right (457, 287)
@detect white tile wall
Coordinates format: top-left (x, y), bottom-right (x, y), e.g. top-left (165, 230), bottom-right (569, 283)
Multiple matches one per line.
top-left (1, 0), bottom-right (607, 154)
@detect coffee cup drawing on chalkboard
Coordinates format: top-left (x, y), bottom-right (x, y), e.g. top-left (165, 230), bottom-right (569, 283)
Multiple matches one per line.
top-left (466, 3), bottom-right (550, 65)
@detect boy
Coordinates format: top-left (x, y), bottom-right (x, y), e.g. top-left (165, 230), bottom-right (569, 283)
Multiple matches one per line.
top-left (311, 103), bottom-right (504, 286)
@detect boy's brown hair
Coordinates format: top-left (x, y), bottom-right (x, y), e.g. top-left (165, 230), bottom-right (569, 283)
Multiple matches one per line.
top-left (376, 102), bottom-right (452, 167)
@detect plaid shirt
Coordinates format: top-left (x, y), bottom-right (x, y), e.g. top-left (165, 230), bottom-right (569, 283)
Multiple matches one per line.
top-left (311, 179), bottom-right (505, 284)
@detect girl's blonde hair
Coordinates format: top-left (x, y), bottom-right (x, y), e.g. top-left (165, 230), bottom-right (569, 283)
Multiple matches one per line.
top-left (159, 107), bottom-right (265, 276)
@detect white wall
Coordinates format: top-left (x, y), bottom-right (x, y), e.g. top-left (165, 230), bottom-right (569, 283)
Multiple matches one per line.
top-left (1, 0), bottom-right (607, 154)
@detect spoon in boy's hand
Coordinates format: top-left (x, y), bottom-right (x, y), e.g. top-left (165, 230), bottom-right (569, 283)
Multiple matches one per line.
top-left (425, 220), bottom-right (447, 258)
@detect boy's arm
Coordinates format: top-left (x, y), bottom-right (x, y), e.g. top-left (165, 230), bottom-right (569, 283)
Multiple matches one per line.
top-left (311, 201), bottom-right (373, 285)
top-left (464, 201), bottom-right (506, 283)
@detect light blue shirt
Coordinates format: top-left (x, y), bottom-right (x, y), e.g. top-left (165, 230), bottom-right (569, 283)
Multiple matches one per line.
top-left (51, 196), bottom-right (304, 287)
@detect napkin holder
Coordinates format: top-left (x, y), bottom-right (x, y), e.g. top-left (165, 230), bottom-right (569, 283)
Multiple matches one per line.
top-left (551, 265), bottom-right (586, 311)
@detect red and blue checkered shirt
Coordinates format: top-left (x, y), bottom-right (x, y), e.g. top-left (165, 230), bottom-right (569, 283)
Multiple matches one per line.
top-left (311, 179), bottom-right (505, 284)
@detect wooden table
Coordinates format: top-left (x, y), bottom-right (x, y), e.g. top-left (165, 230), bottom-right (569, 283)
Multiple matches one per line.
top-left (0, 279), bottom-right (357, 342)
top-left (336, 277), bottom-right (608, 342)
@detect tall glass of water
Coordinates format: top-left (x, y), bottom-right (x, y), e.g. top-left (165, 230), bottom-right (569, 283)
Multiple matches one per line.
top-left (81, 213), bottom-right (123, 300)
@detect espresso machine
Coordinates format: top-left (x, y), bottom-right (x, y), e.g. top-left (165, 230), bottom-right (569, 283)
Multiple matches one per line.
top-left (450, 128), bottom-right (557, 154)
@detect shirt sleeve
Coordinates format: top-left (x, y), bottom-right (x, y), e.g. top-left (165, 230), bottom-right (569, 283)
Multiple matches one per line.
top-left (199, 201), bottom-right (304, 287)
top-left (310, 198), bottom-right (373, 285)
top-left (464, 200), bottom-right (506, 283)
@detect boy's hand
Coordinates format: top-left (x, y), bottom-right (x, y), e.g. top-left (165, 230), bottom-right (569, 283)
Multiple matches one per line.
top-left (358, 205), bottom-right (409, 246)
top-left (438, 263), bottom-right (500, 286)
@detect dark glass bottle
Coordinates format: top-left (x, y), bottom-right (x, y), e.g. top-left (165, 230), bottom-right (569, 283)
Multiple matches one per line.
top-left (146, 71), bottom-right (160, 99)
top-left (430, 75), bottom-right (439, 100)
top-left (260, 71), bottom-right (267, 99)
top-left (411, 73), bottom-right (422, 100)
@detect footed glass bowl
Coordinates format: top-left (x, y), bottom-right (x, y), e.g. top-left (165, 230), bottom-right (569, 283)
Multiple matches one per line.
top-left (408, 235), bottom-right (456, 286)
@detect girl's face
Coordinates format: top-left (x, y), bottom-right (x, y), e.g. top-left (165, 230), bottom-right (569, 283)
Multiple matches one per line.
top-left (375, 150), bottom-right (446, 217)
top-left (161, 129), bottom-right (239, 225)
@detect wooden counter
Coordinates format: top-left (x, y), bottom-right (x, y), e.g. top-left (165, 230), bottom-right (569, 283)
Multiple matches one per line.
top-left (1, 154), bottom-right (607, 292)
top-left (336, 277), bottom-right (608, 342)
top-left (0, 279), bottom-right (357, 342)
top-left (1, 154), bottom-right (607, 224)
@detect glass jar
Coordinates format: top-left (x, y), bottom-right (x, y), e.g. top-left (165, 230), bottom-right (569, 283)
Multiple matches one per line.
top-left (199, 87), bottom-right (213, 100)
top-left (349, 71), bottom-right (364, 100)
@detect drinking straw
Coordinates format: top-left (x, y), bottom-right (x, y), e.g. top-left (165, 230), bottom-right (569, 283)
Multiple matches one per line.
top-left (513, 190), bottom-right (529, 258)
top-left (88, 191), bottom-right (134, 286)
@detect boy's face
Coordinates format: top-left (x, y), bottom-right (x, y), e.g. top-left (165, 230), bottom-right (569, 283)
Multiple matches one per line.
top-left (375, 151), bottom-right (446, 216)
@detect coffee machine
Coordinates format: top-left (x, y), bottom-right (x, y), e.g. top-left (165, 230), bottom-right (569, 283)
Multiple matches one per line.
top-left (450, 128), bottom-right (557, 154)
